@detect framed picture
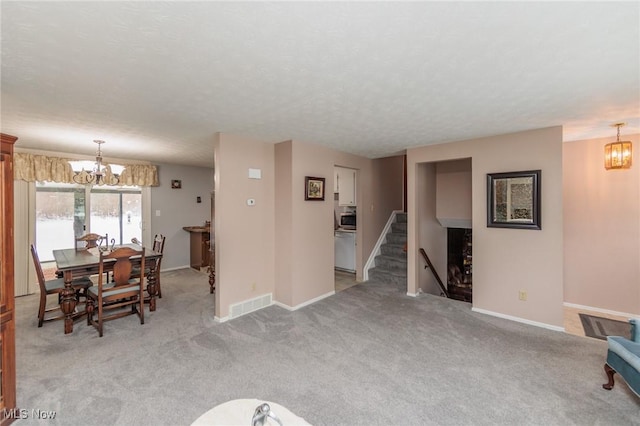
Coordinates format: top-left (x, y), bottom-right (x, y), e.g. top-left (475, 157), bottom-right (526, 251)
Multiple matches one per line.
top-left (171, 179), bottom-right (182, 189)
top-left (487, 170), bottom-right (541, 229)
top-left (305, 176), bottom-right (325, 201)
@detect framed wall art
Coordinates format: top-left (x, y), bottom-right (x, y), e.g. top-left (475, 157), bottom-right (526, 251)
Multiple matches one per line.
top-left (487, 170), bottom-right (541, 229)
top-left (305, 176), bottom-right (325, 201)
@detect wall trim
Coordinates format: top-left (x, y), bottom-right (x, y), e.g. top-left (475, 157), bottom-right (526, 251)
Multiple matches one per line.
top-left (217, 290), bottom-right (336, 322)
top-left (472, 307), bottom-right (565, 332)
top-left (364, 209), bottom-right (402, 281)
top-left (161, 265), bottom-right (192, 273)
top-left (273, 290), bottom-right (335, 311)
top-left (563, 302), bottom-right (638, 319)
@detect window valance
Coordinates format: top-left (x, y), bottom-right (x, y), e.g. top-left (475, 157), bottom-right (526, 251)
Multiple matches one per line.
top-left (13, 153), bottom-right (158, 187)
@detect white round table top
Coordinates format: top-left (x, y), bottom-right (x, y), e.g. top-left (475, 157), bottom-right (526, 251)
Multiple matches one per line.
top-left (191, 398), bottom-right (311, 426)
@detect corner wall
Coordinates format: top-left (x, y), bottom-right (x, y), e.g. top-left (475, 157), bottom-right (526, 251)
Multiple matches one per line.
top-left (408, 126), bottom-right (564, 328)
top-left (215, 134), bottom-right (404, 318)
top-left (214, 133), bottom-right (276, 319)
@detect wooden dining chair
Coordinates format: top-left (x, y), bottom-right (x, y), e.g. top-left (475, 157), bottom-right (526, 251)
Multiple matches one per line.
top-left (75, 233), bottom-right (108, 250)
top-left (86, 246), bottom-right (146, 337)
top-left (131, 234), bottom-right (166, 298)
top-left (30, 244), bottom-right (93, 328)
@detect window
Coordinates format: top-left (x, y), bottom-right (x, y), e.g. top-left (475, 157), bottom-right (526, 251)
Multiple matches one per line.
top-left (35, 182), bottom-right (142, 261)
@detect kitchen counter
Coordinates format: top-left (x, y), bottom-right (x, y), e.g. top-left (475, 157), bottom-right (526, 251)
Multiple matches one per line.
top-left (334, 228), bottom-right (356, 233)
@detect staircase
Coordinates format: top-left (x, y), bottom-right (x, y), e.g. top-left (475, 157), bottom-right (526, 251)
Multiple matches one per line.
top-left (368, 213), bottom-right (407, 286)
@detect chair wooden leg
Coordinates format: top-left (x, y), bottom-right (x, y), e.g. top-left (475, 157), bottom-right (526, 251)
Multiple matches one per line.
top-left (603, 363), bottom-right (616, 390)
top-left (157, 275), bottom-right (162, 299)
top-left (86, 297), bottom-right (94, 326)
top-left (98, 303), bottom-right (103, 337)
top-left (139, 293), bottom-right (144, 325)
top-left (38, 293), bottom-right (46, 327)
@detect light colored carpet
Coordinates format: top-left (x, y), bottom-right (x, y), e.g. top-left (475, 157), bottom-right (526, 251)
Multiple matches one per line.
top-left (15, 268), bottom-right (639, 425)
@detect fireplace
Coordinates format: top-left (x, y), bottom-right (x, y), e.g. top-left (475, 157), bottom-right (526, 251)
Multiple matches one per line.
top-left (447, 228), bottom-right (472, 302)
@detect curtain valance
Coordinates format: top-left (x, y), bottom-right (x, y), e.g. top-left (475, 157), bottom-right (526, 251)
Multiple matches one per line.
top-left (13, 153), bottom-right (158, 187)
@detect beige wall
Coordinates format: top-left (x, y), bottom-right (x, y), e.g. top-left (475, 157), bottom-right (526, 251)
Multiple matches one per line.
top-left (563, 133), bottom-right (639, 315)
top-left (416, 162), bottom-right (447, 296)
top-left (436, 158), bottom-right (472, 228)
top-left (216, 134), bottom-right (402, 317)
top-left (408, 126), bottom-right (564, 328)
top-left (371, 155), bottom-right (405, 222)
top-left (274, 141), bottom-right (294, 306)
top-left (213, 133), bottom-right (276, 319)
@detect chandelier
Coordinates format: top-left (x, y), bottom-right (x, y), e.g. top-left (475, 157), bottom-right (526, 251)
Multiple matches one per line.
top-left (72, 140), bottom-right (119, 185)
top-left (604, 123), bottom-right (633, 170)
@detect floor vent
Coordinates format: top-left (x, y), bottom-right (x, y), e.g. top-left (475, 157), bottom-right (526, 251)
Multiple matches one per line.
top-left (229, 294), bottom-right (272, 319)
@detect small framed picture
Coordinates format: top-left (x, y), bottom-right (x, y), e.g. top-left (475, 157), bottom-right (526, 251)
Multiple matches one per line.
top-left (305, 176), bottom-right (325, 201)
top-left (171, 179), bottom-right (182, 189)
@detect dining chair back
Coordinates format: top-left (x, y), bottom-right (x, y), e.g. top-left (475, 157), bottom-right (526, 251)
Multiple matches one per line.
top-left (152, 234), bottom-right (166, 297)
top-left (86, 246), bottom-right (146, 337)
top-left (30, 244), bottom-right (93, 327)
top-left (75, 233), bottom-right (108, 250)
top-left (131, 234), bottom-right (166, 298)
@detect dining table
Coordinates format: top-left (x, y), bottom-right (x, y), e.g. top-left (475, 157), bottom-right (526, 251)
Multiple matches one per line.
top-left (53, 243), bottom-right (163, 334)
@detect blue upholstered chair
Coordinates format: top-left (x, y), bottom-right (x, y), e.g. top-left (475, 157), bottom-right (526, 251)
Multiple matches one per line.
top-left (603, 318), bottom-right (640, 397)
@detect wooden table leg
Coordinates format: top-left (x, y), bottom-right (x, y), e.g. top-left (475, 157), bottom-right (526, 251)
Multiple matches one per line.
top-left (146, 265), bottom-right (157, 311)
top-left (60, 271), bottom-right (78, 334)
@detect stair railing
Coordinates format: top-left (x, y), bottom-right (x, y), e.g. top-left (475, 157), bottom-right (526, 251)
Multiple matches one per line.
top-left (419, 248), bottom-right (450, 298)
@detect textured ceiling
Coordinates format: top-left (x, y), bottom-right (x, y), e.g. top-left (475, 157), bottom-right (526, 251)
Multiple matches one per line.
top-left (1, 2), bottom-right (639, 168)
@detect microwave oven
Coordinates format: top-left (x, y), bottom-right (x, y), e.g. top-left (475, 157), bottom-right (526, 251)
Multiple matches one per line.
top-left (340, 213), bottom-right (356, 230)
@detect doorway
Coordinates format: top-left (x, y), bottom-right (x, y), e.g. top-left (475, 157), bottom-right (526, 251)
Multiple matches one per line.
top-left (35, 182), bottom-right (142, 261)
top-left (333, 166), bottom-right (358, 292)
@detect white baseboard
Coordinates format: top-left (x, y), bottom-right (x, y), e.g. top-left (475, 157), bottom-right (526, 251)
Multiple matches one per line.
top-left (273, 290), bottom-right (335, 311)
top-left (161, 265), bottom-right (192, 272)
top-left (218, 290), bottom-right (335, 322)
top-left (472, 307), bottom-right (565, 332)
top-left (563, 302), bottom-right (638, 319)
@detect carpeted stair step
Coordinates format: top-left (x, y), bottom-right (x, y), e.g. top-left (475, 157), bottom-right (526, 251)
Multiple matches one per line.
top-left (381, 243), bottom-right (406, 257)
top-left (391, 222), bottom-right (407, 234)
top-left (368, 266), bottom-right (407, 286)
top-left (386, 232), bottom-right (407, 245)
top-left (374, 254), bottom-right (406, 272)
top-left (367, 212), bottom-right (408, 287)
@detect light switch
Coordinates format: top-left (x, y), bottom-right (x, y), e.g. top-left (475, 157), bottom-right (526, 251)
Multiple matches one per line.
top-left (248, 168), bottom-right (262, 179)
top-left (155, 210), bottom-right (161, 217)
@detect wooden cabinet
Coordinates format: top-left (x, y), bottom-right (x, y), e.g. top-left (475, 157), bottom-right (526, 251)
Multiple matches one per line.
top-left (183, 226), bottom-right (210, 270)
top-left (335, 167), bottom-right (356, 206)
top-left (0, 133), bottom-right (17, 425)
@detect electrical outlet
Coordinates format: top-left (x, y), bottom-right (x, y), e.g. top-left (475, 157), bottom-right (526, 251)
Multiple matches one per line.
top-left (518, 290), bottom-right (527, 301)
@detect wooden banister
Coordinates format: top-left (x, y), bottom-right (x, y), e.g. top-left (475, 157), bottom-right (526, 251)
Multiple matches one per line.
top-left (419, 248), bottom-right (450, 298)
